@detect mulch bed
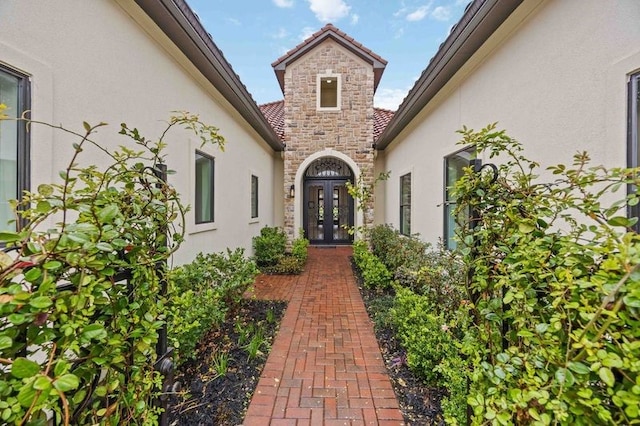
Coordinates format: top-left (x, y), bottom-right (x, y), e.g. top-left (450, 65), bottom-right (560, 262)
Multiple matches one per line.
top-left (167, 299), bottom-right (287, 426)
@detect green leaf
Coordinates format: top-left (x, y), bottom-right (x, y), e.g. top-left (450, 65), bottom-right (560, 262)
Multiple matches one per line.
top-left (599, 367), bottom-right (615, 387)
top-left (43, 261), bottom-right (62, 270)
top-left (97, 204), bottom-right (119, 224)
top-left (624, 295), bottom-right (640, 308)
top-left (53, 374), bottom-right (80, 392)
top-left (30, 296), bottom-right (53, 310)
top-left (518, 222), bottom-right (535, 234)
top-left (95, 242), bottom-right (114, 252)
top-left (35, 201), bottom-right (51, 213)
top-left (24, 268), bottom-right (42, 283)
top-left (12, 358), bottom-right (40, 379)
top-left (607, 216), bottom-right (632, 227)
top-left (32, 376), bottom-right (52, 391)
top-left (0, 335), bottom-right (12, 350)
top-left (0, 232), bottom-right (21, 242)
top-left (567, 361), bottom-right (590, 375)
top-left (37, 184), bottom-right (54, 196)
top-left (17, 383), bottom-right (38, 408)
top-left (81, 324), bottom-right (107, 341)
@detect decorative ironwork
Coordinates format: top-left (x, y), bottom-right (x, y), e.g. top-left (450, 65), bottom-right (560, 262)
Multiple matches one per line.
top-left (305, 157), bottom-right (353, 178)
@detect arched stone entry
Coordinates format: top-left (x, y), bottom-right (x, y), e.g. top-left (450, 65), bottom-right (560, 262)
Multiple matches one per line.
top-left (303, 157), bottom-right (354, 244)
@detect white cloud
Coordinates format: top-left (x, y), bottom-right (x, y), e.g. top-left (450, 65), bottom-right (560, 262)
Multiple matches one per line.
top-left (431, 6), bottom-right (451, 21)
top-left (394, 28), bottom-right (405, 39)
top-left (226, 17), bottom-right (241, 26)
top-left (273, 0), bottom-right (294, 7)
top-left (351, 13), bottom-right (359, 25)
top-left (306, 0), bottom-right (351, 23)
top-left (273, 28), bottom-right (288, 39)
top-left (406, 5), bottom-right (430, 21)
top-left (374, 87), bottom-right (410, 111)
top-left (300, 26), bottom-right (316, 40)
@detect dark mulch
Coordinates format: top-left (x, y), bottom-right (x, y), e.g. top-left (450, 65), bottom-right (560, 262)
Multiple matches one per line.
top-left (167, 299), bottom-right (287, 426)
top-left (352, 259), bottom-right (447, 426)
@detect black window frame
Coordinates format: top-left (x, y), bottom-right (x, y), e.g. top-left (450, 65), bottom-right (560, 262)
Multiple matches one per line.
top-left (443, 146), bottom-right (476, 250)
top-left (194, 150), bottom-right (215, 224)
top-left (0, 64), bottom-right (30, 233)
top-left (628, 72), bottom-right (640, 232)
top-left (399, 173), bottom-right (411, 236)
top-left (251, 174), bottom-right (259, 219)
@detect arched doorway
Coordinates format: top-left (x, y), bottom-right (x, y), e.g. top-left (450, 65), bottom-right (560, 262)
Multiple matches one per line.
top-left (303, 157), bottom-right (354, 244)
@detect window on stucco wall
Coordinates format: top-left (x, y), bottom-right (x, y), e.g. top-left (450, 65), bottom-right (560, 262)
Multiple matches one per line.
top-left (195, 151), bottom-right (215, 224)
top-left (628, 72), bottom-right (640, 231)
top-left (0, 64), bottom-right (30, 233)
top-left (400, 173), bottom-right (411, 236)
top-left (251, 174), bottom-right (259, 219)
top-left (444, 147), bottom-right (476, 250)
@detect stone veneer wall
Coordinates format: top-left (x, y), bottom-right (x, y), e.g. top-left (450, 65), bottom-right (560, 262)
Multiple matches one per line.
top-left (282, 39), bottom-right (376, 242)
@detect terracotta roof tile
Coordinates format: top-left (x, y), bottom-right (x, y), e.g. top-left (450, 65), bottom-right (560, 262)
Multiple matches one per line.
top-left (373, 107), bottom-right (395, 142)
top-left (259, 100), bottom-right (395, 143)
top-left (259, 100), bottom-right (285, 141)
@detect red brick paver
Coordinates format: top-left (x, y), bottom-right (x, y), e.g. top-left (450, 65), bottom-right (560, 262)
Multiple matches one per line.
top-left (244, 247), bottom-right (405, 425)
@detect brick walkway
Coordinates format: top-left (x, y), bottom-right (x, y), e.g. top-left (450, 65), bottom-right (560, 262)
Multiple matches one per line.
top-left (243, 246), bottom-right (405, 426)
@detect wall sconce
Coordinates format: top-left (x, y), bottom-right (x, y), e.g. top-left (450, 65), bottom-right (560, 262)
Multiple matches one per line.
top-left (289, 184), bottom-right (295, 198)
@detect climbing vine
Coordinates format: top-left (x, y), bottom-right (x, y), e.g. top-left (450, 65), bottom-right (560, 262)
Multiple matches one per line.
top-left (454, 124), bottom-right (640, 425)
top-left (0, 110), bottom-right (224, 425)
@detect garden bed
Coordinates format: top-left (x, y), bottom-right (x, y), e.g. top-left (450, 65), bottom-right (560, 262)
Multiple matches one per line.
top-left (167, 299), bottom-right (287, 425)
top-left (352, 259), bottom-right (447, 426)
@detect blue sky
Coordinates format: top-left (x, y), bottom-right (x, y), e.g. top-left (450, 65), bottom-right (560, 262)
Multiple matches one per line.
top-left (187, 0), bottom-right (469, 110)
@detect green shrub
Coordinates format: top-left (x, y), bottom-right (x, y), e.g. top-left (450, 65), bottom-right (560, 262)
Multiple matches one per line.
top-left (369, 224), bottom-right (431, 273)
top-left (168, 249), bottom-right (258, 364)
top-left (262, 255), bottom-right (304, 275)
top-left (353, 240), bottom-right (392, 290)
top-left (253, 226), bottom-right (287, 267)
top-left (291, 229), bottom-right (309, 264)
top-left (391, 287), bottom-right (469, 425)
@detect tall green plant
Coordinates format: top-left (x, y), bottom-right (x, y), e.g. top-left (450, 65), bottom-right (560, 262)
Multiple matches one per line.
top-left (0, 111), bottom-right (224, 425)
top-left (454, 124), bottom-right (640, 425)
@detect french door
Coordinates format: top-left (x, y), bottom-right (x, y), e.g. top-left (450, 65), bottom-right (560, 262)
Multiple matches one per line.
top-left (304, 179), bottom-right (353, 244)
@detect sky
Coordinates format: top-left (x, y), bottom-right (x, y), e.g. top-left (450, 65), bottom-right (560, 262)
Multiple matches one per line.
top-left (186, 0), bottom-right (470, 111)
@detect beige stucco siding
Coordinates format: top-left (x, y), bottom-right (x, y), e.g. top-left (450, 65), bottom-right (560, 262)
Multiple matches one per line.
top-left (0, 0), bottom-right (281, 264)
top-left (380, 0), bottom-right (640, 245)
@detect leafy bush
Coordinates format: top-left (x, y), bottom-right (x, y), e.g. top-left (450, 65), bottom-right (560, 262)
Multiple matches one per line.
top-left (291, 229), bottom-right (309, 264)
top-left (391, 287), bottom-right (469, 425)
top-left (256, 228), bottom-right (309, 275)
top-left (352, 240), bottom-right (393, 290)
top-left (369, 224), bottom-right (431, 274)
top-left (252, 226), bottom-right (287, 267)
top-left (0, 112), bottom-right (223, 425)
top-left (168, 249), bottom-right (258, 364)
top-left (454, 124), bottom-right (640, 424)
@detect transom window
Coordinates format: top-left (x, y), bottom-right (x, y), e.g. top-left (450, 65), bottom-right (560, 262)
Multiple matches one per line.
top-left (305, 157), bottom-right (353, 178)
top-left (0, 64), bottom-right (30, 233)
top-left (444, 147), bottom-right (476, 249)
top-left (317, 73), bottom-right (341, 111)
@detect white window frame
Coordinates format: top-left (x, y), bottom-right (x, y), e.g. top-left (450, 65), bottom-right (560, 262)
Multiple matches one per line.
top-left (316, 71), bottom-right (341, 111)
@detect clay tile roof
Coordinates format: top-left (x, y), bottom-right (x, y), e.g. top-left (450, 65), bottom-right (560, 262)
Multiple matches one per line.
top-left (271, 23), bottom-right (388, 94)
top-left (259, 100), bottom-right (285, 141)
top-left (373, 108), bottom-right (395, 141)
top-left (259, 100), bottom-right (395, 143)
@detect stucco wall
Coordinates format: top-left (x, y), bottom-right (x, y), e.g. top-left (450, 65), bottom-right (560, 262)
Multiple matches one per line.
top-left (0, 0), bottom-right (281, 264)
top-left (380, 0), bottom-right (640, 245)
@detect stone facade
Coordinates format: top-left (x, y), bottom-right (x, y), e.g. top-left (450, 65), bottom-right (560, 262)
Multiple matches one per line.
top-left (282, 39), bottom-right (376, 242)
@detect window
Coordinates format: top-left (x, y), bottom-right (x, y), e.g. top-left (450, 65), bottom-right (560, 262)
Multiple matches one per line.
top-left (444, 147), bottom-right (476, 249)
top-left (400, 173), bottom-right (411, 235)
top-left (195, 151), bottom-right (214, 224)
top-left (251, 174), bottom-right (259, 219)
top-left (629, 72), bottom-right (640, 231)
top-left (317, 73), bottom-right (341, 110)
top-left (0, 65), bottom-right (30, 233)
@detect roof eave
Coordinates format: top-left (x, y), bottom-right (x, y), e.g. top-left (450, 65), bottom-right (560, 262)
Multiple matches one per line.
top-left (134, 0), bottom-right (284, 151)
top-left (375, 0), bottom-right (524, 150)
